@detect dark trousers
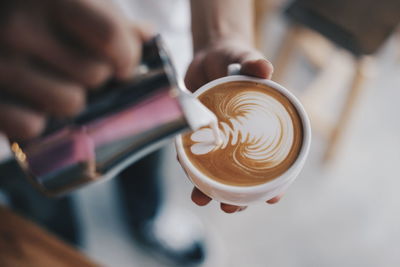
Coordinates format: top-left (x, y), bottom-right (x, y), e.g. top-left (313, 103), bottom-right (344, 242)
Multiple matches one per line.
top-left (117, 150), bottom-right (162, 228)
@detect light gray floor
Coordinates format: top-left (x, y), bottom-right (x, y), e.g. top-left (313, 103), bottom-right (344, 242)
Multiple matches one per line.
top-left (73, 29), bottom-right (400, 267)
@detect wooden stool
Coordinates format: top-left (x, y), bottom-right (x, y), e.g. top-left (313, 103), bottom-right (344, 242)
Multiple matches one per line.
top-left (255, 0), bottom-right (400, 162)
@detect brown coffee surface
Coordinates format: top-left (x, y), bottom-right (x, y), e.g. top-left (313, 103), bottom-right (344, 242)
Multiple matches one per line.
top-left (182, 81), bottom-right (303, 186)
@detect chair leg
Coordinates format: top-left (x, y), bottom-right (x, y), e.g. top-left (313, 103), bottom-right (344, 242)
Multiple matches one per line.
top-left (297, 29), bottom-right (334, 69)
top-left (272, 24), bottom-right (301, 83)
top-left (323, 56), bottom-right (372, 162)
top-left (397, 28), bottom-right (400, 62)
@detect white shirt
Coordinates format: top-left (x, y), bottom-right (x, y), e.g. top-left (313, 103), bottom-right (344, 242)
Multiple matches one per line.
top-left (111, 0), bottom-right (193, 76)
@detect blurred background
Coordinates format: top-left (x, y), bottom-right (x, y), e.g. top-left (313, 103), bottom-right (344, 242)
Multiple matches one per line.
top-left (75, 0), bottom-right (400, 266)
top-left (1, 0), bottom-right (400, 266)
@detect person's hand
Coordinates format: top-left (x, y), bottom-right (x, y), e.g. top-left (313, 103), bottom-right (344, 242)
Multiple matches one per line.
top-left (0, 0), bottom-right (144, 140)
top-left (191, 187), bottom-right (283, 213)
top-left (184, 39), bottom-right (282, 213)
top-left (185, 39), bottom-right (273, 92)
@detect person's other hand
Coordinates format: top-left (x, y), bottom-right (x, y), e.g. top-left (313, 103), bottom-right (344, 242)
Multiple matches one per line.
top-left (185, 39), bottom-right (273, 92)
top-left (191, 187), bottom-right (283, 213)
top-left (0, 0), bottom-right (144, 140)
top-left (184, 39), bottom-right (281, 213)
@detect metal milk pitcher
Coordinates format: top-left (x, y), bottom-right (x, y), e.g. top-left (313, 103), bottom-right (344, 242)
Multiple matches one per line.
top-left (2, 35), bottom-right (217, 196)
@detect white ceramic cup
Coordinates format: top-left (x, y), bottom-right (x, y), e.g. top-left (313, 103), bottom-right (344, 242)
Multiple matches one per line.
top-left (175, 75), bottom-right (311, 205)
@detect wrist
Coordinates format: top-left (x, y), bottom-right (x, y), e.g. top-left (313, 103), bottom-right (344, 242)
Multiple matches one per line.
top-left (193, 35), bottom-right (254, 54)
top-left (190, 0), bottom-right (254, 53)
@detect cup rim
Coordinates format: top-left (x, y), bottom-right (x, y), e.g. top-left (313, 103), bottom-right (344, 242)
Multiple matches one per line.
top-left (176, 75), bottom-right (311, 193)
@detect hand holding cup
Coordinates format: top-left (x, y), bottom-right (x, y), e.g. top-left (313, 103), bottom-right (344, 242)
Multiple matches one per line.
top-left (182, 41), bottom-right (311, 213)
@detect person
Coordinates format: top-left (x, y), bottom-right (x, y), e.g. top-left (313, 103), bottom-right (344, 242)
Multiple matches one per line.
top-left (0, 0), bottom-right (281, 265)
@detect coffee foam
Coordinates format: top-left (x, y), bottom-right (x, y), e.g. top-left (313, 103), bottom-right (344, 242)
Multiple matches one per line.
top-left (182, 81), bottom-right (303, 186)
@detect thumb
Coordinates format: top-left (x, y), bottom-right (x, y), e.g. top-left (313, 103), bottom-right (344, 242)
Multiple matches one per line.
top-left (237, 51), bottom-right (274, 79)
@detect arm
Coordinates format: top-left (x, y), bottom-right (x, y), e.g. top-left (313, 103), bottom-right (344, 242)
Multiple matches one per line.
top-left (186, 0), bottom-right (278, 212)
top-left (186, 0), bottom-right (273, 91)
top-left (190, 0), bottom-right (254, 52)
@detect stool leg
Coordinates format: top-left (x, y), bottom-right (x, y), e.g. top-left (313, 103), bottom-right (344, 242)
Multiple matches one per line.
top-left (323, 56), bottom-right (371, 162)
top-left (397, 29), bottom-right (400, 62)
top-left (273, 24), bottom-right (301, 83)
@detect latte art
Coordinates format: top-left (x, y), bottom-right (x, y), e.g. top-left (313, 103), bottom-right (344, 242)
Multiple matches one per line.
top-left (191, 91), bottom-right (294, 170)
top-left (183, 81), bottom-right (303, 186)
